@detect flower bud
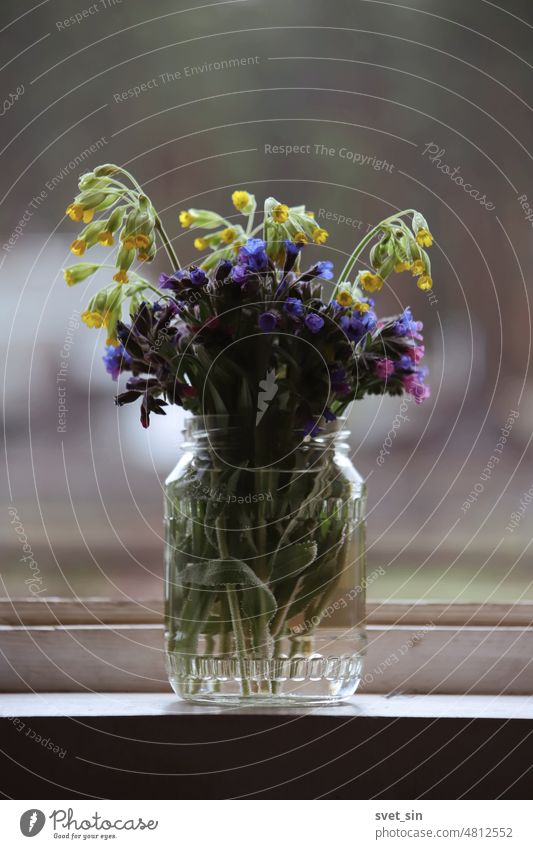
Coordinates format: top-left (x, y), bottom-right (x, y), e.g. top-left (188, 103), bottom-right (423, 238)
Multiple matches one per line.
top-left (63, 263), bottom-right (100, 286)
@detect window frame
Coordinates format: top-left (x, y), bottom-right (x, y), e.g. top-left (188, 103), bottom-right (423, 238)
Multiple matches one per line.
top-left (1, 598), bottom-right (532, 695)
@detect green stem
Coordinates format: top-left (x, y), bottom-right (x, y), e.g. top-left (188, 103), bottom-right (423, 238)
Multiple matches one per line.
top-left (226, 586), bottom-right (251, 697)
top-left (155, 216), bottom-right (180, 270)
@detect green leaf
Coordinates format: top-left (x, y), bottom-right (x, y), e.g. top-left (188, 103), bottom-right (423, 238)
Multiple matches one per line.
top-left (270, 541), bottom-right (318, 584)
top-left (181, 558), bottom-right (277, 626)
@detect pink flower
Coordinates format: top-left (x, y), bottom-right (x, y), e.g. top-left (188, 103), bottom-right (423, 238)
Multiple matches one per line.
top-left (375, 358), bottom-right (395, 379)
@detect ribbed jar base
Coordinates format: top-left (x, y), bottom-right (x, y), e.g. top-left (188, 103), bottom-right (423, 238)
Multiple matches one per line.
top-left (166, 636), bottom-right (365, 705)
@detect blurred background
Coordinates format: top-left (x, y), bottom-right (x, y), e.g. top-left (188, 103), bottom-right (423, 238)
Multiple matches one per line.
top-left (1, 0), bottom-right (532, 602)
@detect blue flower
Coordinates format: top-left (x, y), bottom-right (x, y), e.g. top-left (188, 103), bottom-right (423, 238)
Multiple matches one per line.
top-left (237, 238), bottom-right (269, 272)
top-left (258, 311), bottom-right (278, 332)
top-left (315, 260), bottom-right (334, 280)
top-left (283, 240), bottom-right (301, 273)
top-left (324, 408), bottom-right (337, 422)
top-left (393, 307), bottom-right (418, 337)
top-left (189, 266), bottom-right (208, 286)
top-left (284, 297), bottom-right (304, 317)
top-left (103, 344), bottom-right (132, 381)
top-left (159, 269), bottom-right (188, 290)
top-left (304, 313), bottom-right (325, 333)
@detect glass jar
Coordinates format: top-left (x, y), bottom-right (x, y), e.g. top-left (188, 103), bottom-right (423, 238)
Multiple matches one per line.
top-left (164, 415), bottom-right (366, 705)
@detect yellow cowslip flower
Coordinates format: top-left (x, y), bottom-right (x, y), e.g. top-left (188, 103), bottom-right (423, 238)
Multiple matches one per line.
top-left (135, 234), bottom-right (151, 249)
top-left (394, 261), bottom-right (412, 273)
top-left (220, 227), bottom-right (236, 244)
top-left (194, 237), bottom-right (208, 251)
top-left (70, 239), bottom-right (86, 256)
top-left (113, 271), bottom-right (129, 284)
top-left (82, 209), bottom-right (94, 224)
top-left (121, 234), bottom-right (137, 250)
top-left (336, 290), bottom-right (353, 307)
top-left (312, 227), bottom-right (328, 244)
top-left (271, 203), bottom-right (289, 223)
top-left (81, 310), bottom-right (104, 328)
top-left (63, 269), bottom-right (75, 286)
top-left (355, 301), bottom-right (370, 312)
top-left (416, 227), bottom-right (433, 247)
top-left (66, 203), bottom-right (84, 222)
top-left (137, 251), bottom-right (151, 262)
top-left (411, 259), bottom-right (426, 276)
top-left (106, 333), bottom-right (120, 347)
top-left (232, 190), bottom-right (250, 211)
top-left (292, 231), bottom-right (308, 244)
top-left (98, 231), bottom-right (115, 246)
top-left (359, 271), bottom-right (384, 292)
top-left (179, 210), bottom-right (194, 228)
top-left (417, 275), bottom-right (433, 291)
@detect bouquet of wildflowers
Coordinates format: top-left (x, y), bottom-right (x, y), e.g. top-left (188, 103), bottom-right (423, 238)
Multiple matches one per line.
top-left (64, 165), bottom-right (433, 699)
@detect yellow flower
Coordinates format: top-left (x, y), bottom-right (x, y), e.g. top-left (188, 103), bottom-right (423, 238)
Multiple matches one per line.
top-left (63, 269), bottom-right (75, 286)
top-left (232, 190), bottom-right (250, 211)
top-left (411, 259), bottom-right (426, 276)
top-left (292, 231), bottom-right (308, 244)
top-left (394, 261), bottom-right (412, 273)
top-left (416, 227), bottom-right (433, 247)
top-left (220, 227), bottom-right (236, 244)
top-left (336, 290), bottom-right (353, 307)
top-left (113, 270), bottom-right (129, 284)
top-left (70, 239), bottom-right (86, 256)
top-left (137, 251), bottom-right (151, 262)
top-left (81, 310), bottom-right (104, 328)
top-left (355, 301), bottom-right (370, 312)
top-left (98, 231), bottom-right (115, 247)
top-left (179, 210), bottom-right (194, 228)
top-left (271, 203), bottom-right (289, 223)
top-left (417, 275), bottom-right (433, 291)
top-left (135, 234), bottom-right (151, 249)
top-left (312, 227), bottom-right (328, 244)
top-left (194, 237), bottom-right (208, 251)
top-left (82, 209), bottom-right (94, 224)
top-left (66, 203), bottom-right (84, 222)
top-left (359, 271), bottom-right (384, 292)
top-left (121, 235), bottom-right (136, 250)
top-left (307, 211), bottom-right (315, 218)
top-left (106, 334), bottom-right (120, 347)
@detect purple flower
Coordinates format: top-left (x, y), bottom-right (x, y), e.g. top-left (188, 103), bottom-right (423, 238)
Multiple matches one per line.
top-left (284, 240), bottom-right (301, 273)
top-left (237, 238), bottom-right (269, 272)
top-left (258, 311), bottom-right (278, 332)
top-left (324, 408), bottom-right (336, 422)
top-left (375, 358), bottom-right (395, 380)
top-left (284, 297), bottom-right (304, 317)
top-left (303, 419), bottom-right (320, 436)
top-left (103, 344), bottom-right (132, 381)
top-left (329, 367), bottom-right (351, 395)
top-left (304, 313), bottom-right (324, 333)
top-left (339, 308), bottom-right (377, 342)
top-left (231, 263), bottom-right (248, 284)
top-left (189, 266), bottom-right (208, 286)
top-left (300, 260), bottom-right (334, 282)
